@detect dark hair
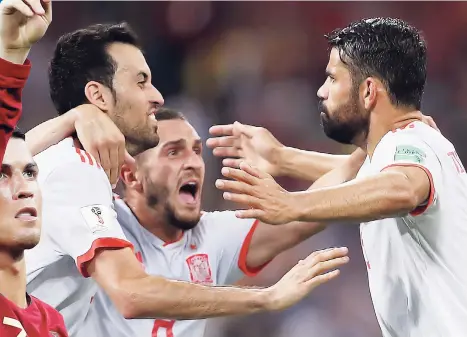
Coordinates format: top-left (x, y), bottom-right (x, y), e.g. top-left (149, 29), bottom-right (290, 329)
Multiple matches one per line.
top-left (49, 22), bottom-right (141, 115)
top-left (11, 127), bottom-right (25, 140)
top-left (325, 17), bottom-right (427, 109)
top-left (155, 107), bottom-right (186, 121)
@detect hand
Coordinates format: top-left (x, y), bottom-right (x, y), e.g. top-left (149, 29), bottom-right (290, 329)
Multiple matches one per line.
top-left (421, 114), bottom-right (440, 132)
top-left (73, 104), bottom-right (128, 188)
top-left (207, 121), bottom-right (284, 176)
top-left (0, 0), bottom-right (52, 53)
top-left (216, 162), bottom-right (296, 225)
top-left (265, 247), bottom-right (349, 311)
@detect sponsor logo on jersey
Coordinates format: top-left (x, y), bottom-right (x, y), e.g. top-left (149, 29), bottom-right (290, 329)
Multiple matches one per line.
top-left (394, 145), bottom-right (426, 164)
top-left (186, 254), bottom-right (213, 285)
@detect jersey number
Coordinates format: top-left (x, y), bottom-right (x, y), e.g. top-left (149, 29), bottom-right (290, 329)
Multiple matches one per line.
top-left (152, 319), bottom-right (175, 337)
top-left (3, 317), bottom-right (26, 337)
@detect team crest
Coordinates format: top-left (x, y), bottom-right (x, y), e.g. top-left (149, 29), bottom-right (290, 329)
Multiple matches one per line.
top-left (186, 254), bottom-right (213, 285)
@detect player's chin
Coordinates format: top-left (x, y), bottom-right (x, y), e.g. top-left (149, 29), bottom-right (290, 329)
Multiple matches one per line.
top-left (174, 209), bottom-right (201, 228)
top-left (10, 230), bottom-right (41, 250)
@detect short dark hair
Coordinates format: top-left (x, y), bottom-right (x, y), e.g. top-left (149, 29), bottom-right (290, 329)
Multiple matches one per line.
top-left (49, 22), bottom-right (140, 115)
top-left (155, 107), bottom-right (186, 121)
top-left (325, 17), bottom-right (427, 109)
top-left (11, 127), bottom-right (25, 140)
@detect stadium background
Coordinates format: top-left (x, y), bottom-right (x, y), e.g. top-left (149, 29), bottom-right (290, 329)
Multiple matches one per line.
top-left (19, 2), bottom-right (467, 336)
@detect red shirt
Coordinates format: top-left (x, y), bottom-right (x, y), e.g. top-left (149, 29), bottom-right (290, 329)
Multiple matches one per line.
top-left (0, 57), bottom-right (31, 163)
top-left (0, 294), bottom-right (68, 337)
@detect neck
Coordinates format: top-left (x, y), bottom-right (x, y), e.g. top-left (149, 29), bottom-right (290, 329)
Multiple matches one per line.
top-left (124, 190), bottom-right (183, 243)
top-left (0, 250), bottom-right (27, 308)
top-left (363, 105), bottom-right (423, 158)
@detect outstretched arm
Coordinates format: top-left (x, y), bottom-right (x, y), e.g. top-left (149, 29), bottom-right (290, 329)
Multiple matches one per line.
top-left (207, 122), bottom-right (348, 182)
top-left (89, 245), bottom-right (349, 319)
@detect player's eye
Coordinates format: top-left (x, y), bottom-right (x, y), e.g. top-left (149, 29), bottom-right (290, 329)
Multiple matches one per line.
top-left (23, 169), bottom-right (37, 179)
top-left (0, 172), bottom-right (7, 180)
top-left (193, 147), bottom-right (202, 155)
top-left (168, 149), bottom-right (178, 157)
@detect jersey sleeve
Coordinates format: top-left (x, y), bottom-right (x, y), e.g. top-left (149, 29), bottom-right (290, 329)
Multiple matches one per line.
top-left (372, 127), bottom-right (442, 216)
top-left (42, 162), bottom-right (133, 277)
top-left (0, 57), bottom-right (31, 163)
top-left (202, 211), bottom-right (267, 284)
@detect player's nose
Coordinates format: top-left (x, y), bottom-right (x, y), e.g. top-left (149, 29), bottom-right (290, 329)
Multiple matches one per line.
top-left (317, 82), bottom-right (328, 100)
top-left (12, 177), bottom-right (35, 200)
top-left (149, 84), bottom-right (164, 107)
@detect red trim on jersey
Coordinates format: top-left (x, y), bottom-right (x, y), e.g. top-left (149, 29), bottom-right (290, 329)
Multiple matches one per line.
top-left (238, 219), bottom-right (271, 277)
top-left (75, 148), bottom-right (86, 163)
top-left (381, 163), bottom-right (435, 216)
top-left (84, 152), bottom-right (94, 166)
top-left (391, 121), bottom-right (416, 133)
top-left (162, 232), bottom-right (184, 246)
top-left (77, 238), bottom-right (134, 277)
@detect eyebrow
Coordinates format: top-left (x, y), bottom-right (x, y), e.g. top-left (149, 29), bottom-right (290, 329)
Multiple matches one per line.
top-left (1, 162), bottom-right (38, 172)
top-left (161, 139), bottom-right (186, 150)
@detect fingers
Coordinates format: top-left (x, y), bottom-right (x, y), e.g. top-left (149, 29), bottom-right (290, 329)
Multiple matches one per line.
top-left (209, 124), bottom-right (234, 137)
top-left (239, 161), bottom-right (270, 179)
top-left (98, 148), bottom-right (112, 186)
top-left (41, 0), bottom-right (52, 21)
top-left (305, 269), bottom-right (341, 287)
top-left (212, 147), bottom-right (241, 158)
top-left (234, 208), bottom-right (265, 220)
top-left (3, 0), bottom-right (34, 16)
top-left (222, 190), bottom-right (260, 207)
top-left (116, 143), bottom-right (125, 186)
top-left (24, 0), bottom-right (45, 14)
top-left (232, 121), bottom-right (258, 138)
top-left (206, 135), bottom-right (238, 149)
top-left (222, 158), bottom-right (242, 168)
top-left (108, 144), bottom-right (121, 188)
top-left (220, 166), bottom-right (259, 184)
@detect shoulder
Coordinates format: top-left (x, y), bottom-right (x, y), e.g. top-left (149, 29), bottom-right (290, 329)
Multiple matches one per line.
top-left (34, 138), bottom-right (102, 182)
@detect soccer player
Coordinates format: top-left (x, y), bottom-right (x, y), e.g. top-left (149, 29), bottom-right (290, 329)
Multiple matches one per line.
top-left (214, 18), bottom-right (467, 336)
top-left (0, 129), bottom-right (68, 337)
top-left (74, 108), bottom-right (349, 337)
top-left (24, 22), bottom-right (349, 335)
top-left (0, 0), bottom-right (51, 163)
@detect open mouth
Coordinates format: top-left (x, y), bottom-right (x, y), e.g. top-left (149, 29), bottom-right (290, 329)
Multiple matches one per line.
top-left (15, 207), bottom-right (38, 221)
top-left (179, 182), bottom-right (199, 205)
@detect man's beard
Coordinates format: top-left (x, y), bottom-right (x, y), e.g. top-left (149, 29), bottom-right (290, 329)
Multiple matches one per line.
top-left (146, 184), bottom-right (200, 231)
top-left (112, 103), bottom-right (160, 157)
top-left (318, 92), bottom-right (369, 145)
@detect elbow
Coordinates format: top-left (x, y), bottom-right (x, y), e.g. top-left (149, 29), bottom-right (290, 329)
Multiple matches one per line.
top-left (387, 178), bottom-right (422, 216)
top-left (112, 287), bottom-right (142, 319)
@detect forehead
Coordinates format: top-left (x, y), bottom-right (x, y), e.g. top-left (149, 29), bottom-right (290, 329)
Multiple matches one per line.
top-left (106, 42), bottom-right (150, 75)
top-left (157, 119), bottom-right (200, 144)
top-left (3, 138), bottom-right (33, 165)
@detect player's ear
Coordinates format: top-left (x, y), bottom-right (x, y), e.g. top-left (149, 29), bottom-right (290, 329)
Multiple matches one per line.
top-left (84, 81), bottom-right (114, 112)
top-left (362, 77), bottom-right (378, 110)
top-left (120, 162), bottom-right (143, 192)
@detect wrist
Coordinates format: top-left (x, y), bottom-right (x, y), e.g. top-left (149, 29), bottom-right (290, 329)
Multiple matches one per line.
top-left (0, 47), bottom-right (31, 65)
top-left (271, 145), bottom-right (289, 176)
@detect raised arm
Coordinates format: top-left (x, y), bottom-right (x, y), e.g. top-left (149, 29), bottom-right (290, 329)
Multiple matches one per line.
top-left (0, 0), bottom-right (52, 162)
top-left (88, 245), bottom-right (349, 319)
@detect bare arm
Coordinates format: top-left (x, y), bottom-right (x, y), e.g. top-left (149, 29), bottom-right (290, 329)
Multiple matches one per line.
top-left (26, 112), bottom-right (76, 155)
top-left (291, 165), bottom-right (431, 223)
top-left (88, 246), bottom-right (349, 319)
top-left (276, 146), bottom-right (349, 182)
top-left (244, 149), bottom-right (366, 268)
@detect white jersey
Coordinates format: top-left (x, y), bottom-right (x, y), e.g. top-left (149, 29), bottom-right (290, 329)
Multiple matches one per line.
top-left (78, 197), bottom-right (261, 337)
top-left (357, 121), bottom-right (467, 337)
top-left (25, 138), bottom-right (133, 336)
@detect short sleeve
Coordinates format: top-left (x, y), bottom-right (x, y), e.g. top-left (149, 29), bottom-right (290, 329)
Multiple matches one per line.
top-left (41, 162), bottom-right (133, 277)
top-left (372, 128), bottom-right (442, 216)
top-left (201, 211), bottom-right (266, 284)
